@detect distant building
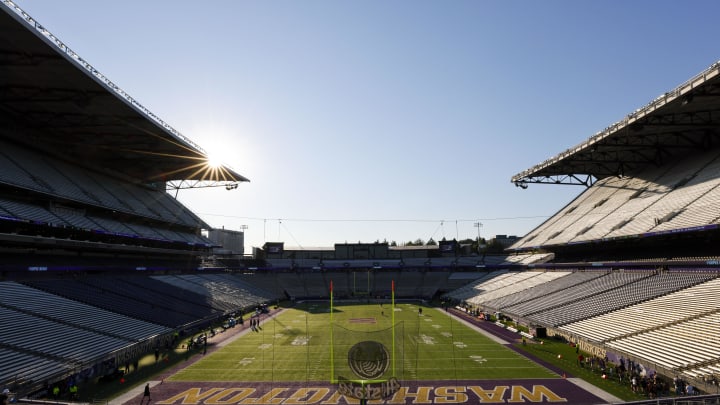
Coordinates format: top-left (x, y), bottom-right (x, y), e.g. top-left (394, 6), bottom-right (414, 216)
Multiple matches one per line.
top-left (493, 235), bottom-right (519, 248)
top-left (208, 228), bottom-right (245, 255)
top-left (258, 242), bottom-right (442, 261)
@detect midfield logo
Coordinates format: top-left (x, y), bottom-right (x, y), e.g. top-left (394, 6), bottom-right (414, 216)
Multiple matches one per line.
top-left (338, 340), bottom-right (401, 400)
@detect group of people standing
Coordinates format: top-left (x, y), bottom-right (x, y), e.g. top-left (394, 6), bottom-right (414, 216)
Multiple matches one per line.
top-left (249, 315), bottom-right (262, 332)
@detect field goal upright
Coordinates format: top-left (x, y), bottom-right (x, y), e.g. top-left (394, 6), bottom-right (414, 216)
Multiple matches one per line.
top-left (351, 270), bottom-right (373, 297)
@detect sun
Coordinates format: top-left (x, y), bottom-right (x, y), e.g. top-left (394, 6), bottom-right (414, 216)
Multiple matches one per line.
top-left (206, 151), bottom-right (225, 169)
top-left (203, 140), bottom-right (234, 169)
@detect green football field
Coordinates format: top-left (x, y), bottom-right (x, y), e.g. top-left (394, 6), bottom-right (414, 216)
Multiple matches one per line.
top-left (169, 302), bottom-right (556, 382)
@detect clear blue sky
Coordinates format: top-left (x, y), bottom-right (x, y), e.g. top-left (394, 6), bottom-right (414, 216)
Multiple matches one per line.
top-left (13, 0), bottom-right (719, 250)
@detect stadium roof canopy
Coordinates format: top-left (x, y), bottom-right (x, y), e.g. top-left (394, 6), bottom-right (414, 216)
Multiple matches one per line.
top-left (0, 1), bottom-right (249, 188)
top-left (511, 61), bottom-right (720, 188)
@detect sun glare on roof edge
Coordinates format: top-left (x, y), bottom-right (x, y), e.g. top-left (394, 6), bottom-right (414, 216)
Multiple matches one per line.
top-left (206, 153), bottom-right (225, 169)
top-left (203, 139), bottom-right (235, 170)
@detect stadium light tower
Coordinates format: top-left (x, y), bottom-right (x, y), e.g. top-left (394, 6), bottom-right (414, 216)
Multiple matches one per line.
top-left (474, 222), bottom-right (482, 241)
top-left (474, 222), bottom-right (483, 253)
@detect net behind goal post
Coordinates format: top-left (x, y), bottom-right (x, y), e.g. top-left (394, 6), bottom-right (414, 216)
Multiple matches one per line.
top-left (331, 321), bottom-right (404, 384)
top-left (329, 280), bottom-right (404, 386)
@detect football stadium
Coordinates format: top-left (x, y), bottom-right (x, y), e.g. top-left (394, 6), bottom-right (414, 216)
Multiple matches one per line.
top-left (3, 2), bottom-right (720, 405)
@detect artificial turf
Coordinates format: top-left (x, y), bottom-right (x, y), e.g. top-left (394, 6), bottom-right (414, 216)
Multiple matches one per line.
top-left (169, 302), bottom-right (557, 383)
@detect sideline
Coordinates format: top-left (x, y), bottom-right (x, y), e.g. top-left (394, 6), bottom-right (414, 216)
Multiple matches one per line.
top-left (440, 307), bottom-right (623, 404)
top-left (108, 380), bottom-right (161, 405)
top-left (436, 307), bottom-right (509, 345)
top-left (110, 308), bottom-right (285, 405)
top-left (567, 378), bottom-right (623, 404)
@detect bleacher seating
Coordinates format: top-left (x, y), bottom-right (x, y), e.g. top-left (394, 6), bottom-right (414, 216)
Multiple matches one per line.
top-left (400, 270), bottom-right (446, 298)
top-left (234, 272), bottom-right (288, 297)
top-left (500, 271), bottom-right (649, 319)
top-left (0, 195), bottom-right (210, 248)
top-left (0, 270), bottom-right (288, 393)
top-left (0, 197), bottom-right (65, 225)
top-left (0, 282), bottom-right (170, 340)
top-left (501, 253), bottom-right (555, 265)
top-left (465, 271), bottom-right (558, 306)
top-left (523, 270), bottom-right (717, 327)
top-left (300, 272), bottom-right (328, 297)
top-left (0, 304), bottom-right (130, 372)
top-left (511, 148), bottom-right (720, 250)
top-left (439, 266), bottom-right (720, 383)
top-left (481, 270), bottom-right (603, 311)
top-left (25, 277), bottom-right (216, 327)
top-left (151, 274), bottom-right (280, 313)
top-left (442, 271), bottom-right (498, 291)
top-left (606, 312), bottom-right (720, 372)
top-left (0, 347), bottom-right (71, 393)
top-left (560, 273), bottom-right (720, 342)
top-left (442, 271), bottom-right (504, 301)
top-left (0, 139), bottom-right (213, 249)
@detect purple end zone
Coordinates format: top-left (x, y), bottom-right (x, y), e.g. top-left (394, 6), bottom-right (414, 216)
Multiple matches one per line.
top-left (124, 379), bottom-right (606, 404)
